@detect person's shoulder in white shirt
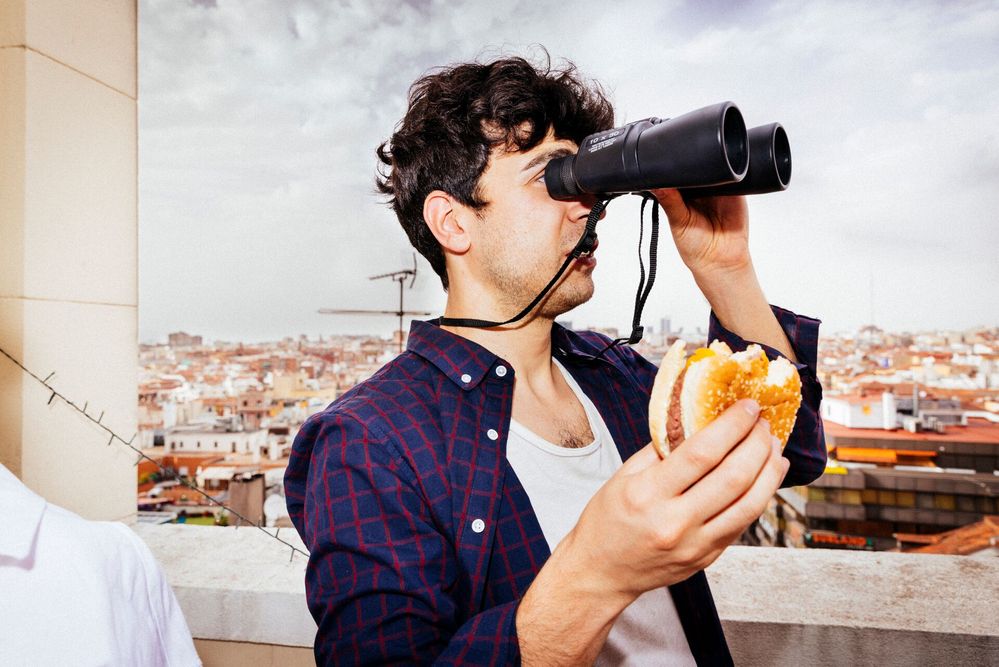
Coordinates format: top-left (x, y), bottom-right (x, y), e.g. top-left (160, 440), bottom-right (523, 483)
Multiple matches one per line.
top-left (0, 463), bottom-right (201, 666)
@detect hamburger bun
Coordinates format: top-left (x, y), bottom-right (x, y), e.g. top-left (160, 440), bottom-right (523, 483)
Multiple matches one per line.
top-left (649, 339), bottom-right (802, 458)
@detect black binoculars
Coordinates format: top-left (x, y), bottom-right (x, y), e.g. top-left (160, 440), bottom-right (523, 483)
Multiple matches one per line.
top-left (544, 101), bottom-right (791, 200)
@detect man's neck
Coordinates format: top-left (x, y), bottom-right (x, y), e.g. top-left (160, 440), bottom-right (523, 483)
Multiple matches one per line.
top-left (440, 304), bottom-right (556, 382)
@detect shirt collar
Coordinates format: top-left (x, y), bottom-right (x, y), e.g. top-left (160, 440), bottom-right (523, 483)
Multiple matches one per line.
top-left (407, 320), bottom-right (501, 390)
top-left (0, 463), bottom-right (47, 561)
top-left (406, 319), bottom-right (611, 390)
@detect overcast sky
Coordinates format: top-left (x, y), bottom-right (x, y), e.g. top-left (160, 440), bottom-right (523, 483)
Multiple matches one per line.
top-left (138, 0), bottom-right (999, 344)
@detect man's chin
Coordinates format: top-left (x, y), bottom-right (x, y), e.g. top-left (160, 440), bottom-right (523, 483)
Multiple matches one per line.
top-left (539, 282), bottom-right (594, 319)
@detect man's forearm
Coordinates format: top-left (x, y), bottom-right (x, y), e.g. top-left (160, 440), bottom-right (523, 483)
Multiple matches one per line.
top-left (693, 261), bottom-right (798, 363)
top-left (516, 539), bottom-right (632, 665)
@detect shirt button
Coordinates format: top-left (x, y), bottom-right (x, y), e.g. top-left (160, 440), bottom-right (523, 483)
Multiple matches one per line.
top-left (495, 365), bottom-right (507, 377)
top-left (471, 519), bottom-right (485, 533)
top-left (487, 428), bottom-right (498, 441)
top-left (460, 373), bottom-right (472, 384)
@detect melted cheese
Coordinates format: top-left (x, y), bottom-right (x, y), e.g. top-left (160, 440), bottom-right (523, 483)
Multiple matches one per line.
top-left (685, 348), bottom-right (715, 368)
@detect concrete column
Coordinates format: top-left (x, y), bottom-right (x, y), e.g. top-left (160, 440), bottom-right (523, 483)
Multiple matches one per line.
top-left (0, 0), bottom-right (137, 521)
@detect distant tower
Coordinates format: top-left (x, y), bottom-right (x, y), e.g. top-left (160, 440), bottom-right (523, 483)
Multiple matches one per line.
top-left (660, 316), bottom-right (672, 336)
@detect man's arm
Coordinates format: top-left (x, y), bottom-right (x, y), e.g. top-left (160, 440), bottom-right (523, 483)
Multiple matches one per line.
top-left (650, 188), bottom-right (795, 360)
top-left (516, 401), bottom-right (785, 665)
top-left (651, 188), bottom-right (826, 486)
top-left (285, 412), bottom-right (522, 666)
top-left (695, 261), bottom-right (798, 362)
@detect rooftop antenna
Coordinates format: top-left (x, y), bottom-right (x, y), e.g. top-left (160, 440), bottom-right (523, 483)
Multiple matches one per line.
top-left (318, 253), bottom-right (433, 354)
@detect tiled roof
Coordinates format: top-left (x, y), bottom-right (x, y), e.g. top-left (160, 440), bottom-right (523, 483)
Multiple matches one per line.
top-left (896, 516), bottom-right (999, 555)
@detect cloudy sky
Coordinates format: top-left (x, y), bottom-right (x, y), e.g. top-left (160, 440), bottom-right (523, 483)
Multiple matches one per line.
top-left (138, 0), bottom-right (999, 344)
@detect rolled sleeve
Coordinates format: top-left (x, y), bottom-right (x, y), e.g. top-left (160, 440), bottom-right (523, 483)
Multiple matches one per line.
top-left (285, 412), bottom-right (520, 666)
top-left (707, 305), bottom-right (827, 487)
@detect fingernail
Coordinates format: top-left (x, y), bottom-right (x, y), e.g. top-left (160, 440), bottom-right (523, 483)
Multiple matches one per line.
top-left (760, 418), bottom-right (771, 433)
top-left (743, 399), bottom-right (760, 416)
top-left (771, 436), bottom-right (780, 455)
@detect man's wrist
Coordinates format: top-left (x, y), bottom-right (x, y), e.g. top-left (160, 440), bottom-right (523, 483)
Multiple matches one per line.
top-left (691, 261), bottom-right (799, 362)
top-left (692, 262), bottom-right (764, 325)
top-left (517, 535), bottom-right (633, 665)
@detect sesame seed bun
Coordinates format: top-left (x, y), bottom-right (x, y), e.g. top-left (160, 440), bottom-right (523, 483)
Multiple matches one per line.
top-left (649, 341), bottom-right (802, 458)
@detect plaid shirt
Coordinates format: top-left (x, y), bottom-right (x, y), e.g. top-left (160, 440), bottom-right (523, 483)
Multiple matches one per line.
top-left (286, 305), bottom-right (825, 666)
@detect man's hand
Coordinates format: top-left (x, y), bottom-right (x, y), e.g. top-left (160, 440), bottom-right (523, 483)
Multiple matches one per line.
top-left (651, 188), bottom-right (751, 278)
top-left (517, 399), bottom-right (788, 665)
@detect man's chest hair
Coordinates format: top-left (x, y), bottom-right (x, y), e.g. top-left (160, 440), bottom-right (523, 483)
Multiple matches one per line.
top-left (554, 416), bottom-right (595, 449)
top-left (515, 403), bottom-right (594, 449)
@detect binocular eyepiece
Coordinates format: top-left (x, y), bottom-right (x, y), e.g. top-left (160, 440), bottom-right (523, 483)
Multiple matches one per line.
top-left (544, 101), bottom-right (791, 200)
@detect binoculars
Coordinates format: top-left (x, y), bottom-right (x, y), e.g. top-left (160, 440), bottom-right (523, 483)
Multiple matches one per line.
top-left (544, 101), bottom-right (791, 200)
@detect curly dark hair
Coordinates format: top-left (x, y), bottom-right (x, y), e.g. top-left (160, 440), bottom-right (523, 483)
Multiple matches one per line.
top-left (376, 54), bottom-right (615, 290)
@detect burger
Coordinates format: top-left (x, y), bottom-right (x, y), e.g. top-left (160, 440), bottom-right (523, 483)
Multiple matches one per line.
top-left (649, 339), bottom-right (802, 458)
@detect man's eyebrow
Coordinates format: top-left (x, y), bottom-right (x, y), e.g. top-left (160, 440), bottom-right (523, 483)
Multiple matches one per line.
top-left (521, 147), bottom-right (576, 173)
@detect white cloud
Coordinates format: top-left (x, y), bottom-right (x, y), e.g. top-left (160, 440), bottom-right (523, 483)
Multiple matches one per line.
top-left (139, 0), bottom-right (999, 342)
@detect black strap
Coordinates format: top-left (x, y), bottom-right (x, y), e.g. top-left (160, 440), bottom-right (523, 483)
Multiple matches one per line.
top-left (437, 197), bottom-right (615, 329)
top-left (592, 193), bottom-right (660, 359)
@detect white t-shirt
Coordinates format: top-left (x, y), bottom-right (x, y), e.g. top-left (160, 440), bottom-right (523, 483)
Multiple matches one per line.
top-left (506, 360), bottom-right (696, 666)
top-left (0, 463), bottom-right (201, 666)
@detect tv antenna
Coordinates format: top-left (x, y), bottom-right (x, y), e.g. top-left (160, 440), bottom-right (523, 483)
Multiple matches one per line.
top-left (318, 253), bottom-right (434, 353)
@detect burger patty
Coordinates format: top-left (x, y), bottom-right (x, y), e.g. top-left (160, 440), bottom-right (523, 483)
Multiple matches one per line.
top-left (666, 367), bottom-right (688, 449)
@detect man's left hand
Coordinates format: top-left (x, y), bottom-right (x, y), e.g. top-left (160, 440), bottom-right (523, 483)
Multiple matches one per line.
top-left (650, 188), bottom-right (751, 280)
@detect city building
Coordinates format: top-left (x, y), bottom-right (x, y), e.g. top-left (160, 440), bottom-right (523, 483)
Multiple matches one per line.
top-left (165, 420), bottom-right (269, 458)
top-left (764, 388), bottom-right (999, 551)
top-left (168, 331), bottom-right (203, 348)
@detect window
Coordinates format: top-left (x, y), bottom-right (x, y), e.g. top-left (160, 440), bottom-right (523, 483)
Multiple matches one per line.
top-left (934, 494), bottom-right (955, 511)
top-left (956, 495), bottom-right (976, 513)
top-left (877, 490), bottom-right (896, 506)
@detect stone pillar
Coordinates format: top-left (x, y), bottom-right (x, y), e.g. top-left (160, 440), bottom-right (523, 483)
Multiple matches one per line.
top-left (0, 0), bottom-right (137, 521)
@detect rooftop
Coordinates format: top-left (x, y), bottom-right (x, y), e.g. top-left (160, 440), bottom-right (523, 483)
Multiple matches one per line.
top-left (896, 516), bottom-right (999, 555)
top-left (825, 418), bottom-right (999, 445)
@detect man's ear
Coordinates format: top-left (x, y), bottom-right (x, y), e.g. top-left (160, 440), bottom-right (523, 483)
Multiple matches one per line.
top-left (423, 191), bottom-right (471, 254)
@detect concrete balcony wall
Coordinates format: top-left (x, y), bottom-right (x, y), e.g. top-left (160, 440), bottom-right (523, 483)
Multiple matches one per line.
top-left (136, 524), bottom-right (999, 666)
top-left (0, 0), bottom-right (137, 521)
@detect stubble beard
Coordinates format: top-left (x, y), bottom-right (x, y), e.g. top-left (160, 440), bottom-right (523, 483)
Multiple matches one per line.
top-left (486, 252), bottom-right (594, 321)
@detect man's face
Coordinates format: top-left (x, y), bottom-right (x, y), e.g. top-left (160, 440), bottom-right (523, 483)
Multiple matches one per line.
top-left (467, 131), bottom-right (598, 320)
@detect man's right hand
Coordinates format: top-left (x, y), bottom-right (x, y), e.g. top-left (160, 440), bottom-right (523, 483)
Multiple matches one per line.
top-left (516, 398), bottom-right (789, 665)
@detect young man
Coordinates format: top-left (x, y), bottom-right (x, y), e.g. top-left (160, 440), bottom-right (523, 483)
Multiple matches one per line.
top-left (286, 56), bottom-right (825, 665)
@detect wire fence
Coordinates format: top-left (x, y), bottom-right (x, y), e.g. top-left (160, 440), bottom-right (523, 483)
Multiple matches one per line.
top-left (0, 346), bottom-right (309, 561)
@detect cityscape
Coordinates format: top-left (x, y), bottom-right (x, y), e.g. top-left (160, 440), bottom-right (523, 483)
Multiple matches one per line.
top-left (137, 319), bottom-right (999, 556)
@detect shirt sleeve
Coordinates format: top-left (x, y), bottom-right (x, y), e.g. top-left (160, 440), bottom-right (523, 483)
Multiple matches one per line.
top-left (707, 304), bottom-right (827, 487)
top-left (285, 412), bottom-right (521, 666)
top-left (115, 523), bottom-right (202, 667)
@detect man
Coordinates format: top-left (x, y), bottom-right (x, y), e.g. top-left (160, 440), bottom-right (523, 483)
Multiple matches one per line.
top-left (0, 462), bottom-right (201, 666)
top-left (286, 55), bottom-right (825, 665)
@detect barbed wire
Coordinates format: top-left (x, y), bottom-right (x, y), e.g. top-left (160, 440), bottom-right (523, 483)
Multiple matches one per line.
top-left (0, 346), bottom-right (309, 561)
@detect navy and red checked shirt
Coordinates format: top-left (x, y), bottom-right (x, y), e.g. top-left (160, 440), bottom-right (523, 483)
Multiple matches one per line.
top-left (285, 305), bottom-right (825, 666)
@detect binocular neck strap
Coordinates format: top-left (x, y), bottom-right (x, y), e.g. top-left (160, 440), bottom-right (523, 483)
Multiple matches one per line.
top-left (436, 197), bottom-right (613, 330)
top-left (436, 193), bottom-right (661, 363)
top-left (592, 193), bottom-right (660, 359)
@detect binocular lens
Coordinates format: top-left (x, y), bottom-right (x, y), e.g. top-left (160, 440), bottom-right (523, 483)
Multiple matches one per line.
top-left (543, 102), bottom-right (791, 200)
top-left (774, 125), bottom-right (791, 187)
top-left (722, 106), bottom-right (750, 179)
